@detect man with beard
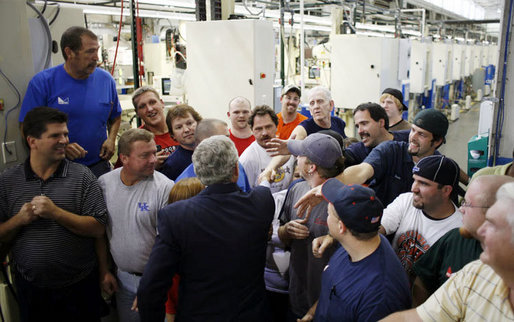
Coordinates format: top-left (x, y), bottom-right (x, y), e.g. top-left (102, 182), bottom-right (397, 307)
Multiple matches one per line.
top-left (20, 26), bottom-right (121, 178)
top-left (276, 85), bottom-right (307, 140)
top-left (379, 155), bottom-right (463, 281)
top-left (345, 102), bottom-right (409, 166)
top-left (295, 109), bottom-right (451, 213)
top-left (240, 105), bottom-right (295, 191)
top-left (227, 96), bottom-right (255, 155)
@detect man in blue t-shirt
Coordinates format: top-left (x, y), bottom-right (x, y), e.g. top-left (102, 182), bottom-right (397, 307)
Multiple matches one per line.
top-left (345, 102), bottom-right (409, 166)
top-left (313, 179), bottom-right (411, 321)
top-left (19, 26), bottom-right (122, 178)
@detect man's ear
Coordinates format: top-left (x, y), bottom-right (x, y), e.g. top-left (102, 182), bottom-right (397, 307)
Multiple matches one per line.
top-left (442, 185), bottom-right (453, 198)
top-left (27, 136), bottom-right (37, 150)
top-left (64, 47), bottom-right (74, 60)
top-left (119, 153), bottom-right (129, 166)
top-left (378, 118), bottom-right (386, 128)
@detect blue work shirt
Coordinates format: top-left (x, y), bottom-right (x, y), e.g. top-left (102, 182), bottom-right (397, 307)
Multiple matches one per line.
top-left (176, 162), bottom-right (252, 192)
top-left (345, 130), bottom-right (410, 166)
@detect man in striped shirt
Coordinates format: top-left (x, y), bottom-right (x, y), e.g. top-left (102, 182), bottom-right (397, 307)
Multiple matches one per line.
top-left (381, 181), bottom-right (514, 321)
top-left (0, 107), bottom-right (107, 322)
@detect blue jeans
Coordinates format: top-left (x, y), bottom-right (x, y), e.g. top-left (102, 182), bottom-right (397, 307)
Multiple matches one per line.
top-left (116, 269), bottom-right (142, 322)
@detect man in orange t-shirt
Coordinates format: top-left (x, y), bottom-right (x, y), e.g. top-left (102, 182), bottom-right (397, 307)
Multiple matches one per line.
top-left (276, 85), bottom-right (307, 140)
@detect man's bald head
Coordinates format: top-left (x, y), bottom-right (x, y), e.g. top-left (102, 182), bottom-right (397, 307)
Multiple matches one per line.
top-left (472, 175), bottom-right (514, 207)
top-left (194, 119), bottom-right (229, 146)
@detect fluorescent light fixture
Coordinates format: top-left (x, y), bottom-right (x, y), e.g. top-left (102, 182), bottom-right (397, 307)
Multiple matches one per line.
top-left (138, 0), bottom-right (196, 8)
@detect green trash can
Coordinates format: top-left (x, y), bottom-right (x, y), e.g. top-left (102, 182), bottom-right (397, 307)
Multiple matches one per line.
top-left (467, 134), bottom-right (488, 177)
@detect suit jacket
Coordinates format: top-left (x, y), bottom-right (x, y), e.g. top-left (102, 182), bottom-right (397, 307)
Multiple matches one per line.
top-left (137, 183), bottom-right (275, 322)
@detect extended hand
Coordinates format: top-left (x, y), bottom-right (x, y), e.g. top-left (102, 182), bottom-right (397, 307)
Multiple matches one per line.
top-left (294, 185), bottom-right (323, 219)
top-left (99, 138), bottom-right (115, 160)
top-left (66, 142), bottom-right (87, 160)
top-left (266, 138), bottom-right (291, 157)
top-left (258, 168), bottom-right (273, 185)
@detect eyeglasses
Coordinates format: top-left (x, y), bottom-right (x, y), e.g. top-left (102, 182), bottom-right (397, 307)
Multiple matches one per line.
top-left (459, 200), bottom-right (489, 209)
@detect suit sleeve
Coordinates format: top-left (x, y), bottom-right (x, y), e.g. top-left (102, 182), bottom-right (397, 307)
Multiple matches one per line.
top-left (137, 208), bottom-right (181, 322)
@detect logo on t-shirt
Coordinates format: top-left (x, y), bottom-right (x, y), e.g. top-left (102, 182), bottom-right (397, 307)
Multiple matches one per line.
top-left (58, 97), bottom-right (69, 105)
top-left (138, 202), bottom-right (150, 212)
top-left (446, 266), bottom-right (453, 278)
top-left (396, 230), bottom-right (430, 274)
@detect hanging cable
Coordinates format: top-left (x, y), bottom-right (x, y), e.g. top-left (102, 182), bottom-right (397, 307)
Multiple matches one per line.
top-left (49, 3), bottom-right (61, 26)
top-left (110, 0), bottom-right (124, 76)
top-left (0, 69), bottom-right (22, 155)
top-left (26, 1), bottom-right (52, 71)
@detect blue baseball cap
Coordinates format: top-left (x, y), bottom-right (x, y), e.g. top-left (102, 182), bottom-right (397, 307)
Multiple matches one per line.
top-left (321, 178), bottom-right (384, 233)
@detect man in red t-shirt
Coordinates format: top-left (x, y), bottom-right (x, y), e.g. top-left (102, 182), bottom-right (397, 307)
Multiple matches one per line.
top-left (114, 86), bottom-right (179, 168)
top-left (277, 85), bottom-right (307, 140)
top-left (227, 96), bottom-right (255, 155)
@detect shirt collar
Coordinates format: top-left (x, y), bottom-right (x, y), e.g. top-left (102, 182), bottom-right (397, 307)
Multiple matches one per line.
top-left (24, 157), bottom-right (69, 181)
top-left (200, 182), bottom-right (241, 195)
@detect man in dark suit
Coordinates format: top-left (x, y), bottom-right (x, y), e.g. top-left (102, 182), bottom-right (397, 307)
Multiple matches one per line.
top-left (137, 135), bottom-right (275, 321)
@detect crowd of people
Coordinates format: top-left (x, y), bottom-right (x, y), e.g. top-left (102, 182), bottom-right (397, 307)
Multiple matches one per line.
top-left (1, 26), bottom-right (514, 322)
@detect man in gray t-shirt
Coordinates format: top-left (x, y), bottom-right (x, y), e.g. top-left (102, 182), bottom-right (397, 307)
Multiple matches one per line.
top-left (98, 128), bottom-right (174, 322)
top-left (278, 133), bottom-right (344, 320)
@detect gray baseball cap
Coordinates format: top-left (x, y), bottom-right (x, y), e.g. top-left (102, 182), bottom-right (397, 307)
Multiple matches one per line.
top-left (287, 133), bottom-right (342, 168)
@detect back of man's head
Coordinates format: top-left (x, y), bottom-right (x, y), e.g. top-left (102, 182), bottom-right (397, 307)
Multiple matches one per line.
top-left (194, 119), bottom-right (228, 146)
top-left (353, 102), bottom-right (390, 130)
top-left (193, 135), bottom-right (238, 186)
top-left (60, 26), bottom-right (97, 61)
top-left (23, 107), bottom-right (68, 148)
top-left (118, 128), bottom-right (155, 156)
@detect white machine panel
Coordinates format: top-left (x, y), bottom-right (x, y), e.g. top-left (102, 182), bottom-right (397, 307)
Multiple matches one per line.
top-left (431, 42), bottom-right (452, 86)
top-left (185, 20), bottom-right (275, 120)
top-left (480, 44), bottom-right (488, 67)
top-left (488, 45), bottom-right (499, 66)
top-left (410, 39), bottom-right (432, 93)
top-left (398, 39), bottom-right (411, 81)
top-left (451, 43), bottom-right (465, 81)
top-left (331, 35), bottom-right (401, 109)
top-left (473, 45), bottom-right (482, 71)
top-left (464, 45), bottom-right (474, 76)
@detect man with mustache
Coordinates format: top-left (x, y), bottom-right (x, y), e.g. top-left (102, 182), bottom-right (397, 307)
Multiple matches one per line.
top-left (276, 85), bottom-right (307, 140)
top-left (296, 109), bottom-right (452, 212)
top-left (227, 96), bottom-right (255, 155)
top-left (240, 105), bottom-right (295, 191)
top-left (19, 26), bottom-right (121, 178)
top-left (345, 102), bottom-right (409, 166)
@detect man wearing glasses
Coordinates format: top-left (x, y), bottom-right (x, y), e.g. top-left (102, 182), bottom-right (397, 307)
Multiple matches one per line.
top-left (411, 174), bottom-right (514, 305)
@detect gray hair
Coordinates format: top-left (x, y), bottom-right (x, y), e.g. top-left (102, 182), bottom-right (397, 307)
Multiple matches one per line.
top-left (495, 182), bottom-right (514, 244)
top-left (192, 135), bottom-right (238, 185)
top-left (132, 86), bottom-right (161, 109)
top-left (308, 86), bottom-right (332, 102)
top-left (118, 128), bottom-right (155, 156)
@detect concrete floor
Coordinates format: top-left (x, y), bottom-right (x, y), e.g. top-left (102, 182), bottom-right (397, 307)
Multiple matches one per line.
top-left (438, 103), bottom-right (482, 174)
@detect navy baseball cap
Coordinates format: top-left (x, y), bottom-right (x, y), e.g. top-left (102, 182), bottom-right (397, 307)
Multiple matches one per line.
top-left (413, 109), bottom-right (449, 139)
top-left (321, 178), bottom-right (384, 233)
top-left (412, 155), bottom-right (460, 187)
top-left (288, 133), bottom-right (342, 168)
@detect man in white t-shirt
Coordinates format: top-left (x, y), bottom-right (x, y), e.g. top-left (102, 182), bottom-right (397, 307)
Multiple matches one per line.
top-left (240, 105), bottom-right (295, 193)
top-left (379, 155), bottom-right (463, 279)
top-left (97, 128), bottom-right (174, 322)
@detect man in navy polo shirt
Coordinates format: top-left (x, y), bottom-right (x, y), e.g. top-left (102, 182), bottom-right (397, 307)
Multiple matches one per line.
top-left (345, 102), bottom-right (409, 166)
top-left (314, 180), bottom-right (411, 321)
